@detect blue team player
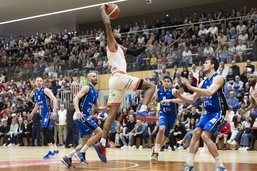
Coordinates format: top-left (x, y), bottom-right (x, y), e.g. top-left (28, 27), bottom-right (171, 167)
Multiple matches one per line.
top-left (29, 77), bottom-right (59, 159)
top-left (150, 76), bottom-right (181, 162)
top-left (61, 72), bottom-right (106, 168)
top-left (174, 57), bottom-right (228, 171)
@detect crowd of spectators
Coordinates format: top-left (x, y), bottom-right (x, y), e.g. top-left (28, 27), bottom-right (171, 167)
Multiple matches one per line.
top-left (0, 5), bottom-right (257, 151)
top-left (0, 6), bottom-right (256, 81)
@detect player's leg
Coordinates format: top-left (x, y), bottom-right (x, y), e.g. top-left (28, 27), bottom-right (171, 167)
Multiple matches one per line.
top-left (41, 114), bottom-right (58, 159)
top-left (95, 87), bottom-right (124, 163)
top-left (76, 117), bottom-right (102, 164)
top-left (136, 79), bottom-right (155, 117)
top-left (151, 113), bottom-right (168, 161)
top-left (184, 115), bottom-right (208, 171)
top-left (62, 118), bottom-right (90, 168)
top-left (202, 112), bottom-right (226, 170)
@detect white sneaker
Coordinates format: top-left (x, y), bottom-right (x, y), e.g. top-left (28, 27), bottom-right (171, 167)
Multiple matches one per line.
top-left (139, 145), bottom-right (143, 150)
top-left (177, 146), bottom-right (184, 150)
top-left (238, 147), bottom-right (243, 151)
top-left (200, 147), bottom-right (207, 153)
top-left (121, 145), bottom-right (128, 149)
top-left (7, 143), bottom-right (13, 147)
top-left (231, 140), bottom-right (237, 145)
top-left (2, 143), bottom-right (6, 147)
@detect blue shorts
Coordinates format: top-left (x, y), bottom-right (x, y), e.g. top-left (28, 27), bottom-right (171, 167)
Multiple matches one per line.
top-left (196, 111), bottom-right (225, 134)
top-left (159, 112), bottom-right (176, 137)
top-left (41, 111), bottom-right (53, 130)
top-left (74, 115), bottom-right (99, 138)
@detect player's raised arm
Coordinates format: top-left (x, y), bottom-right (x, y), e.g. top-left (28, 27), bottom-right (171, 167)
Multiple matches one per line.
top-left (100, 5), bottom-right (117, 52)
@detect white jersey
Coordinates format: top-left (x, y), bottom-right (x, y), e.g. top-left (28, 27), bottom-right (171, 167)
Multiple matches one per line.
top-left (107, 45), bottom-right (127, 74)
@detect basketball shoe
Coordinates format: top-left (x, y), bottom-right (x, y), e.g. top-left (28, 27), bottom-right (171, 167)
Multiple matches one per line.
top-left (75, 151), bottom-right (88, 165)
top-left (94, 143), bottom-right (107, 163)
top-left (43, 151), bottom-right (55, 159)
top-left (61, 156), bottom-right (72, 168)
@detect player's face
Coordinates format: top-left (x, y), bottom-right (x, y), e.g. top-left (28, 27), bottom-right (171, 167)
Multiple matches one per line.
top-left (163, 79), bottom-right (171, 89)
top-left (203, 60), bottom-right (212, 73)
top-left (248, 74), bottom-right (256, 86)
top-left (90, 74), bottom-right (98, 85)
top-left (35, 78), bottom-right (43, 88)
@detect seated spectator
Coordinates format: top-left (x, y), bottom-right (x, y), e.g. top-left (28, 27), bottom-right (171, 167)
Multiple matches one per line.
top-left (226, 91), bottom-right (240, 113)
top-left (230, 60), bottom-right (240, 77)
top-left (215, 122), bottom-right (231, 150)
top-left (0, 120), bottom-right (10, 146)
top-left (169, 120), bottom-right (187, 150)
top-left (4, 117), bottom-right (19, 146)
top-left (132, 120), bottom-right (147, 149)
top-left (228, 27), bottom-right (238, 44)
top-left (177, 118), bottom-right (196, 149)
top-left (217, 32), bottom-right (228, 45)
top-left (119, 114), bottom-right (136, 148)
top-left (144, 121), bottom-right (158, 148)
top-left (227, 115), bottom-right (241, 146)
top-left (235, 40), bottom-right (247, 62)
top-left (232, 75), bottom-right (244, 98)
top-left (238, 116), bottom-right (252, 150)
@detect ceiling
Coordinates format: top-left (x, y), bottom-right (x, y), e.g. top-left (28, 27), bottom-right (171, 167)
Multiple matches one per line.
top-left (0, 0), bottom-right (227, 36)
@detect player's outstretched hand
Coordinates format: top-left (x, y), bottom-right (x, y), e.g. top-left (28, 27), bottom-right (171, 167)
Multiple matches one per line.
top-left (180, 77), bottom-right (191, 88)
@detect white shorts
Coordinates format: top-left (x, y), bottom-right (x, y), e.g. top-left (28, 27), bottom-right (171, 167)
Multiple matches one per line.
top-left (107, 72), bottom-right (141, 106)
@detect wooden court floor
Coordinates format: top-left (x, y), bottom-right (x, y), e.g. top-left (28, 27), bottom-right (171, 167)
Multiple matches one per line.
top-left (0, 146), bottom-right (256, 171)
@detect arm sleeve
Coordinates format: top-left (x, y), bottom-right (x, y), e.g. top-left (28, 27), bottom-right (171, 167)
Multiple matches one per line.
top-left (126, 47), bottom-right (146, 56)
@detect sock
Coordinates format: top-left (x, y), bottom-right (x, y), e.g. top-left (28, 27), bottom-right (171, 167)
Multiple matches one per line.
top-left (139, 105), bottom-right (147, 112)
top-left (49, 145), bottom-right (54, 152)
top-left (80, 145), bottom-right (89, 153)
top-left (67, 149), bottom-right (76, 158)
top-left (100, 138), bottom-right (106, 147)
top-left (214, 156), bottom-right (224, 168)
top-left (154, 144), bottom-right (160, 153)
top-left (53, 144), bottom-right (58, 151)
top-left (186, 153), bottom-right (195, 166)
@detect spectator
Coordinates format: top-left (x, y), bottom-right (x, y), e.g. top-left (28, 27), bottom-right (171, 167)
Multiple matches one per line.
top-left (119, 114), bottom-right (136, 148)
top-left (57, 104), bottom-right (67, 146)
top-left (226, 91), bottom-right (240, 113)
top-left (227, 115), bottom-right (241, 145)
top-left (230, 60), bottom-right (240, 76)
top-left (215, 122), bottom-right (231, 150)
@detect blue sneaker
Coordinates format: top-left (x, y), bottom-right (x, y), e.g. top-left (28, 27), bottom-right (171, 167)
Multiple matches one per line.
top-left (137, 111), bottom-right (148, 118)
top-left (93, 143), bottom-right (107, 163)
top-left (43, 151), bottom-right (55, 159)
top-left (184, 164), bottom-right (194, 171)
top-left (54, 150), bottom-right (59, 155)
top-left (75, 151), bottom-right (88, 165)
top-left (216, 167), bottom-right (227, 171)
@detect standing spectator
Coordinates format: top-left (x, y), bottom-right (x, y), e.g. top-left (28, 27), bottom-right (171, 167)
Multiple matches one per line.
top-left (57, 104), bottom-right (67, 146)
top-left (30, 111), bottom-right (41, 146)
top-left (65, 101), bottom-right (79, 148)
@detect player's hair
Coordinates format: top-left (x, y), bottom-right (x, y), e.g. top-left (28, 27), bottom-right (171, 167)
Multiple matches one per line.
top-left (206, 57), bottom-right (219, 71)
top-left (163, 76), bottom-right (172, 82)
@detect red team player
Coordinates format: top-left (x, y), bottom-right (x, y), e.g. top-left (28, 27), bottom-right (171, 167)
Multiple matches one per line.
top-left (93, 4), bottom-right (156, 163)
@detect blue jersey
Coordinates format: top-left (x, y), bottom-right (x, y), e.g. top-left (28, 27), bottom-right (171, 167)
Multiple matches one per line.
top-left (157, 87), bottom-right (176, 114)
top-left (34, 86), bottom-right (52, 113)
top-left (201, 72), bottom-right (227, 114)
top-left (79, 84), bottom-right (98, 116)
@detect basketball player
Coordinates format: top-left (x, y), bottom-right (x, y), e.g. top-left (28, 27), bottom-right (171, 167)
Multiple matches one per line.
top-left (61, 73), bottom-right (106, 168)
top-left (173, 57), bottom-right (228, 171)
top-left (150, 76), bottom-right (182, 161)
top-left (93, 5), bottom-right (156, 163)
top-left (29, 77), bottom-right (59, 159)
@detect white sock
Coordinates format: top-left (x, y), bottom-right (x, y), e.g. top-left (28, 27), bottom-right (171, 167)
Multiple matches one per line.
top-left (67, 149), bottom-right (76, 158)
top-left (53, 144), bottom-right (58, 151)
top-left (100, 138), bottom-right (106, 147)
top-left (186, 153), bottom-right (195, 166)
top-left (214, 156), bottom-right (224, 168)
top-left (80, 145), bottom-right (89, 153)
top-left (154, 144), bottom-right (160, 153)
top-left (139, 105), bottom-right (147, 112)
top-left (49, 145), bottom-right (54, 152)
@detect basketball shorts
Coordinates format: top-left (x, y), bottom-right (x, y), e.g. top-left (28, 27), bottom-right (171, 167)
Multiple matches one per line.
top-left (196, 111), bottom-right (225, 134)
top-left (159, 112), bottom-right (177, 137)
top-left (41, 111), bottom-right (53, 130)
top-left (73, 112), bottom-right (98, 138)
top-left (107, 73), bottom-right (141, 106)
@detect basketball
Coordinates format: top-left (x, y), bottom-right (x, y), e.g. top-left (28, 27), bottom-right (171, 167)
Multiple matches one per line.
top-left (105, 3), bottom-right (120, 20)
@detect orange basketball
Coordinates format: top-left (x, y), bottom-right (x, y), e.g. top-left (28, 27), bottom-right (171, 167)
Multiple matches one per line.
top-left (105, 3), bottom-right (120, 20)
